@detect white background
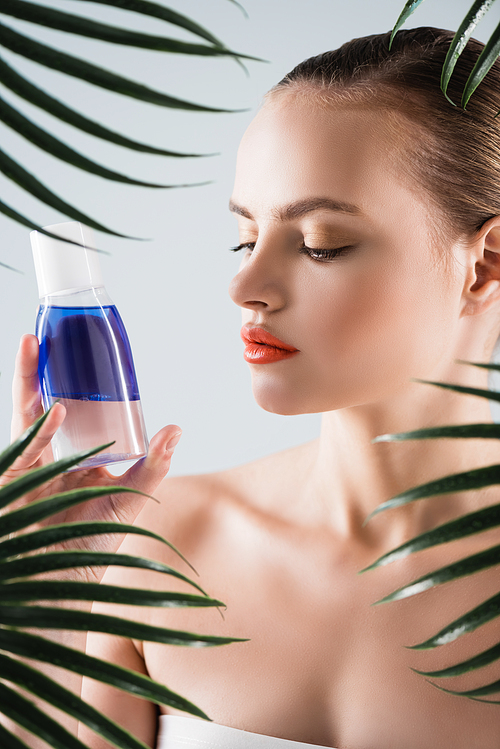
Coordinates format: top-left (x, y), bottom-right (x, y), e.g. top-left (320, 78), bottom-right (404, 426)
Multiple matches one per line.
top-left (0, 0), bottom-right (498, 476)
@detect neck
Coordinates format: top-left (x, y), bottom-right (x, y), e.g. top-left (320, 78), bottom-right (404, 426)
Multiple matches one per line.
top-left (302, 359), bottom-right (500, 550)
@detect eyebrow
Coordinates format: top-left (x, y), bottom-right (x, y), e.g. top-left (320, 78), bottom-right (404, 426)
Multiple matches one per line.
top-left (228, 197), bottom-right (362, 221)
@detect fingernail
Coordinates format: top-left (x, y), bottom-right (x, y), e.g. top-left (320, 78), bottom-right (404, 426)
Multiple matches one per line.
top-left (166, 431), bottom-right (182, 452)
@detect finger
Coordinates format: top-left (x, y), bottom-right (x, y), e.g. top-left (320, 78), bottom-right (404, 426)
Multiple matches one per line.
top-left (11, 334), bottom-right (43, 440)
top-left (119, 425), bottom-right (182, 498)
top-left (10, 402), bottom-right (66, 471)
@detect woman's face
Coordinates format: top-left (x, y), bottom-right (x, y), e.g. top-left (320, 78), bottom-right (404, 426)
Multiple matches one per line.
top-left (228, 93), bottom-right (466, 415)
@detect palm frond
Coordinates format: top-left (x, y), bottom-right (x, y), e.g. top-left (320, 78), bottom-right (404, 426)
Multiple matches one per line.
top-left (0, 23), bottom-right (236, 112)
top-left (0, 549), bottom-right (207, 593)
top-left (0, 723), bottom-right (31, 749)
top-left (409, 592), bottom-right (500, 649)
top-left (361, 503), bottom-right (500, 571)
top-left (0, 144), bottom-right (137, 238)
top-left (0, 629), bottom-right (210, 717)
top-left (63, 0), bottom-right (230, 47)
top-left (392, 0), bottom-right (500, 107)
top-left (0, 520), bottom-right (189, 564)
top-left (365, 360), bottom-right (500, 699)
top-left (0, 196), bottom-right (101, 253)
top-left (374, 422), bottom-right (500, 443)
top-left (366, 463), bottom-right (500, 521)
top-left (0, 681), bottom-right (88, 749)
top-left (413, 639), bottom-right (500, 676)
top-left (374, 543), bottom-right (500, 604)
top-left (390, 0), bottom-right (427, 47)
top-left (0, 580), bottom-right (222, 607)
top-left (441, 0), bottom-right (495, 103)
top-left (225, 0), bottom-right (248, 17)
top-left (0, 56), bottom-right (208, 158)
top-left (430, 679), bottom-right (500, 699)
top-left (462, 18), bottom-right (500, 107)
top-left (0, 605), bottom-right (237, 647)
top-left (0, 654), bottom-right (149, 749)
top-left (1, 1), bottom-right (254, 60)
top-left (0, 1), bottom-right (252, 240)
top-left (0, 94), bottom-right (201, 187)
top-left (0, 415), bottom-right (238, 745)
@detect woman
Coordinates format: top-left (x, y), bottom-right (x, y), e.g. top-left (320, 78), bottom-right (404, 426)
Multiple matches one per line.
top-left (7, 26), bottom-right (500, 749)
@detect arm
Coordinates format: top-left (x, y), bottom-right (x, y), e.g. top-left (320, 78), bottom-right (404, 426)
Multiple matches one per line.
top-left (79, 630), bottom-right (159, 749)
top-left (1, 334), bottom-right (181, 747)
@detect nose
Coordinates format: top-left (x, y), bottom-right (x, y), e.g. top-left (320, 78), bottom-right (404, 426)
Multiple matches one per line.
top-left (228, 242), bottom-right (287, 313)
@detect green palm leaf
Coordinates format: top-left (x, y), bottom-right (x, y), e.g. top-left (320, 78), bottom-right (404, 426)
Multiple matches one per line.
top-left (0, 605), bottom-right (238, 647)
top-left (0, 145), bottom-right (136, 238)
top-left (1, 0), bottom-right (252, 59)
top-left (366, 360), bottom-right (500, 698)
top-left (0, 550), bottom-right (206, 594)
top-left (0, 580), bottom-right (222, 607)
top-left (226, 0), bottom-right (248, 15)
top-left (64, 0), bottom-right (229, 47)
top-left (0, 486), bottom-right (147, 533)
top-left (374, 422), bottom-right (500, 443)
top-left (432, 679), bottom-right (500, 699)
top-left (361, 503), bottom-right (500, 571)
top-left (0, 681), bottom-right (88, 749)
top-left (412, 377), bottom-right (500, 404)
top-left (0, 197), bottom-right (101, 255)
top-left (441, 0), bottom-right (495, 103)
top-left (0, 723), bottom-right (30, 749)
top-left (374, 543), bottom-right (500, 604)
top-left (0, 449), bottom-right (128, 512)
top-left (390, 0), bottom-right (427, 47)
top-left (0, 23), bottom-right (235, 113)
top-left (410, 591), bottom-right (500, 649)
top-left (0, 413), bottom-right (238, 745)
top-left (0, 1), bottom-right (252, 240)
top-left (392, 0), bottom-right (500, 107)
top-left (0, 629), bottom-right (210, 717)
top-left (462, 360), bottom-right (500, 372)
top-left (0, 404), bottom-right (51, 475)
top-left (0, 56), bottom-right (208, 158)
top-left (0, 654), bottom-right (149, 749)
top-left (0, 94), bottom-right (203, 187)
top-left (366, 463), bottom-right (500, 521)
top-left (413, 638), bottom-right (500, 677)
top-left (462, 18), bottom-right (500, 107)
top-left (0, 520), bottom-right (187, 562)
top-left (0, 462), bottom-right (133, 516)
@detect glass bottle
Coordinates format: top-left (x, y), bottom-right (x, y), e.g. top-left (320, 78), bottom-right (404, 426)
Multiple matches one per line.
top-left (31, 221), bottom-right (148, 470)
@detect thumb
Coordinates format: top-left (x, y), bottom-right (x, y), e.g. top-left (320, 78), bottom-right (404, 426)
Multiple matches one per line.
top-left (120, 425), bottom-right (182, 497)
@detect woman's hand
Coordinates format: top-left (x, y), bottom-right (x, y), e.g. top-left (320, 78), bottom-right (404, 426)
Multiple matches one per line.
top-left (2, 334), bottom-right (181, 564)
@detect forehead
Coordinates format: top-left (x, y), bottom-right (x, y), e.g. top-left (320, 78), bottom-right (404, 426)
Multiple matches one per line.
top-left (232, 96), bottom-right (426, 227)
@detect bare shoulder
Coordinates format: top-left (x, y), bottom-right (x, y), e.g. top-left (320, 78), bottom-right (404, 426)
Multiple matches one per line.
top-left (121, 438), bottom-right (318, 562)
top-left (161, 438), bottom-right (317, 514)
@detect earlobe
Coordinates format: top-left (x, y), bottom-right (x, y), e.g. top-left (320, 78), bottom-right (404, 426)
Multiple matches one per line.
top-left (462, 220), bottom-right (500, 317)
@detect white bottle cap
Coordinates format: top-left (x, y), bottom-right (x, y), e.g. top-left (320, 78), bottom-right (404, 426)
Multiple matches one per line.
top-left (31, 221), bottom-right (104, 297)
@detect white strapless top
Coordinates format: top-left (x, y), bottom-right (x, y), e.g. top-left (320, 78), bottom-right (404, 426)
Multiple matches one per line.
top-left (156, 716), bottom-right (336, 749)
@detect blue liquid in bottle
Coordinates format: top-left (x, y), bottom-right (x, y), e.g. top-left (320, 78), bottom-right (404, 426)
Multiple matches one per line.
top-left (37, 304), bottom-right (140, 403)
top-left (36, 299), bottom-right (148, 469)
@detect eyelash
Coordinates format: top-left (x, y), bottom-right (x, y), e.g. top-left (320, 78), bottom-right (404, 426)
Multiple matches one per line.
top-left (229, 242), bottom-right (353, 261)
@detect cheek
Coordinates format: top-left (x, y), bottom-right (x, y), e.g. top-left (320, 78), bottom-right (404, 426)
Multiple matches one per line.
top-left (302, 261), bottom-right (458, 399)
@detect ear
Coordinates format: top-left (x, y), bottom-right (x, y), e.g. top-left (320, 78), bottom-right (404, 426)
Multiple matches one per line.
top-left (461, 216), bottom-right (500, 317)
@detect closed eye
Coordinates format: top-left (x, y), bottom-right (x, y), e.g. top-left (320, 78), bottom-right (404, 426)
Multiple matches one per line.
top-left (229, 242), bottom-right (256, 252)
top-left (299, 245), bottom-right (354, 261)
top-left (230, 242), bottom-right (354, 261)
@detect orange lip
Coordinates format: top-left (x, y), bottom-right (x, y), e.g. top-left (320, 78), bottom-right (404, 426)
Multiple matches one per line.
top-left (240, 326), bottom-right (299, 364)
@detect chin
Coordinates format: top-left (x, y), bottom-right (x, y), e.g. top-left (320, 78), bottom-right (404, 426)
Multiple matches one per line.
top-left (251, 375), bottom-right (400, 416)
top-left (251, 383), bottom-right (325, 416)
